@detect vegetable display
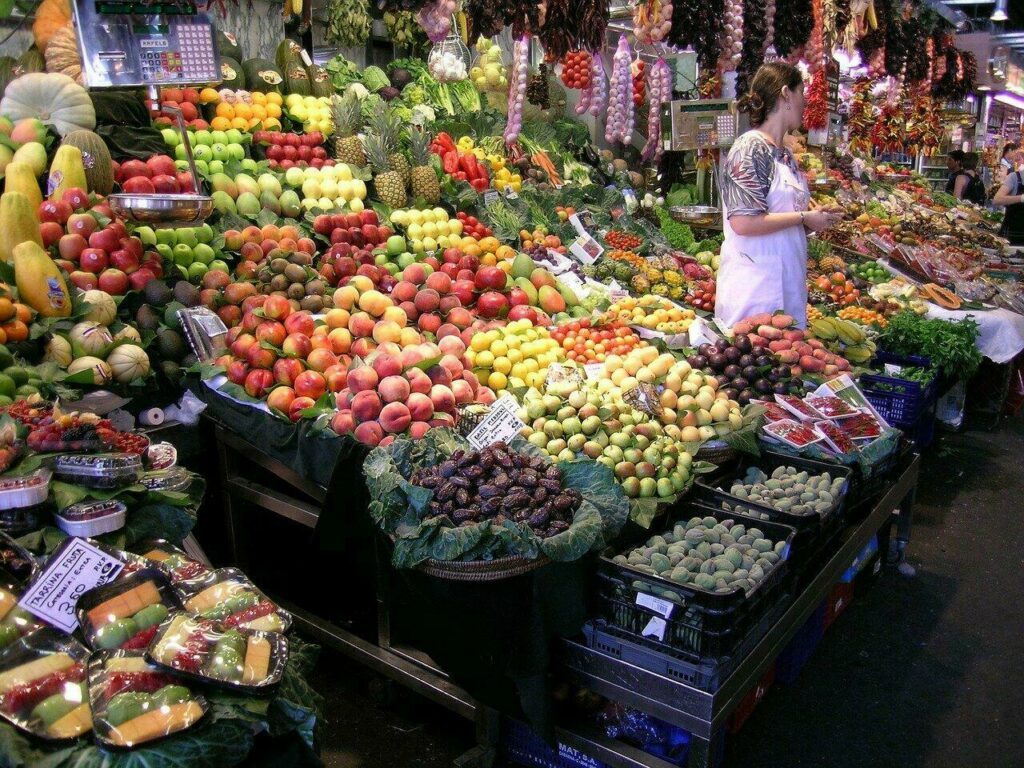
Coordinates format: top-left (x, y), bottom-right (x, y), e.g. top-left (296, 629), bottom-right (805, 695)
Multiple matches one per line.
top-left (722, 465), bottom-right (847, 517)
top-left (503, 37), bottom-right (529, 146)
top-left (605, 36), bottom-right (634, 146)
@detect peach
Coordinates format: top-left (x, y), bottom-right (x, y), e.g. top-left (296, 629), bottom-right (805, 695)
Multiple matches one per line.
top-left (462, 369), bottom-right (480, 394)
top-left (351, 337), bottom-right (377, 358)
top-left (331, 409), bottom-right (356, 435)
top-left (310, 333), bottom-right (333, 351)
top-left (417, 313), bottom-right (442, 335)
top-left (439, 295), bottom-right (462, 314)
top-left (429, 413), bottom-right (455, 428)
top-left (267, 386), bottom-right (296, 413)
top-left (399, 327), bottom-right (422, 348)
top-left (306, 348), bottom-right (338, 372)
top-left (371, 353), bottom-right (403, 380)
top-left (377, 342), bottom-right (402, 358)
top-left (282, 333), bottom-right (312, 358)
top-left (372, 319), bottom-right (402, 344)
top-left (333, 285), bottom-right (360, 310)
top-left (407, 368), bottom-right (432, 395)
top-left (348, 311), bottom-right (376, 338)
top-left (430, 384), bottom-right (457, 414)
top-left (439, 354), bottom-right (464, 380)
top-left (391, 280), bottom-right (418, 303)
top-left (399, 301), bottom-right (419, 322)
top-left (402, 263), bottom-right (427, 285)
top-left (273, 357), bottom-right (304, 386)
top-left (325, 308), bottom-right (351, 329)
top-left (351, 390), bottom-right (383, 422)
top-left (379, 435), bottom-right (396, 448)
top-left (358, 289), bottom-right (391, 317)
top-left (414, 289), bottom-right (440, 314)
top-left (349, 274), bottom-right (374, 293)
top-left (379, 375), bottom-right (411, 404)
top-left (324, 364), bottom-right (348, 393)
top-left (435, 323), bottom-right (460, 340)
top-left (347, 366), bottom-right (379, 393)
top-left (378, 402), bottom-right (412, 434)
top-left (354, 420), bottom-right (385, 446)
top-left (447, 307), bottom-right (473, 330)
top-left (328, 328), bottom-right (352, 354)
top-left (381, 305), bottom-right (408, 327)
top-left (452, 379), bottom-right (474, 405)
top-left (400, 347), bottom-right (424, 369)
top-left (426, 365), bottom-right (452, 388)
top-left (437, 335), bottom-right (466, 357)
top-left (294, 370), bottom-right (328, 400)
top-left (241, 225), bottom-right (262, 244)
top-left (408, 421), bottom-right (431, 439)
top-left (284, 311), bottom-right (316, 337)
top-left (335, 388), bottom-right (353, 409)
top-left (477, 386), bottom-right (496, 405)
top-left (425, 271), bottom-right (452, 294)
top-left (407, 392), bottom-right (434, 422)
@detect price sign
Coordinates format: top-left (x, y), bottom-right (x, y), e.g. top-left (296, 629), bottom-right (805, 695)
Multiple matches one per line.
top-left (557, 270), bottom-right (588, 296)
top-left (503, 186), bottom-right (518, 200)
top-left (19, 538), bottom-right (124, 632)
top-left (584, 362), bottom-right (605, 380)
top-left (569, 211), bottom-right (596, 237)
top-left (636, 592), bottom-right (675, 618)
top-left (466, 395), bottom-right (526, 450)
top-left (641, 616), bottom-right (668, 641)
top-left (569, 234), bottom-right (603, 265)
top-left (483, 190), bottom-right (499, 207)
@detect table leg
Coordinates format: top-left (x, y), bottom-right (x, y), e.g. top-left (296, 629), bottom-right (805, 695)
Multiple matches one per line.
top-left (215, 433), bottom-right (248, 571)
top-left (888, 482), bottom-right (917, 576)
top-left (687, 728), bottom-right (725, 768)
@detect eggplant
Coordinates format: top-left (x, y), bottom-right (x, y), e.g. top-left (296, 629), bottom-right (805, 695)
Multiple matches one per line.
top-left (724, 364), bottom-right (742, 379)
top-left (742, 365), bottom-right (759, 381)
top-left (709, 353), bottom-right (727, 369)
top-left (738, 388), bottom-right (754, 405)
top-left (739, 354), bottom-right (754, 368)
top-left (732, 377), bottom-right (750, 391)
top-left (724, 347), bottom-right (742, 363)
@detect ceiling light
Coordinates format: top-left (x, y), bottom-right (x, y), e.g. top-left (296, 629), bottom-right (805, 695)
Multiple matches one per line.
top-left (991, 0), bottom-right (1008, 21)
top-left (995, 92), bottom-right (1024, 111)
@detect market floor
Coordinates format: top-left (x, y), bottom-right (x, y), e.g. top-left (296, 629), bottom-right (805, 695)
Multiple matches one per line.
top-left (309, 418), bottom-right (1024, 768)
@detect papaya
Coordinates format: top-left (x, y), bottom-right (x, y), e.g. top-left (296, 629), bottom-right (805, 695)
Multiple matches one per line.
top-left (47, 145), bottom-right (88, 201)
top-left (3, 161), bottom-right (42, 210)
top-left (0, 192), bottom-right (42, 263)
top-left (13, 241), bottom-right (71, 316)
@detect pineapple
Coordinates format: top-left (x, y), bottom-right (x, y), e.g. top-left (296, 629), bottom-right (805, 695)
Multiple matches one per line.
top-left (368, 109), bottom-right (410, 185)
top-left (409, 131), bottom-right (440, 204)
top-left (365, 133), bottom-right (406, 208)
top-left (331, 94), bottom-right (365, 167)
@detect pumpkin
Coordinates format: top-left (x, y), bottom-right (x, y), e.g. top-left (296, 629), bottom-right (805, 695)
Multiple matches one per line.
top-left (107, 344), bottom-right (150, 383)
top-left (0, 73), bottom-right (95, 136)
top-left (60, 130), bottom-right (113, 194)
top-left (32, 0), bottom-right (72, 53)
top-left (43, 25), bottom-right (83, 84)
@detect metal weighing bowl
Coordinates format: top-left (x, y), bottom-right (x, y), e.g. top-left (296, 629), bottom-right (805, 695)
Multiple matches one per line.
top-left (668, 205), bottom-right (722, 228)
top-left (876, 173), bottom-right (908, 184)
top-left (108, 194), bottom-right (213, 226)
top-left (809, 179), bottom-right (839, 193)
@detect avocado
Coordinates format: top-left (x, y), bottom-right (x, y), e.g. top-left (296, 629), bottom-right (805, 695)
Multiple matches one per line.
top-left (144, 280), bottom-right (173, 307)
top-left (173, 281), bottom-right (201, 308)
top-left (0, 345), bottom-right (13, 370)
top-left (155, 329), bottom-right (186, 362)
top-left (160, 360), bottom-right (183, 385)
top-left (3, 366), bottom-right (28, 386)
top-left (0, 374), bottom-right (14, 398)
top-left (136, 305), bottom-right (161, 332)
top-left (163, 301), bottom-right (186, 331)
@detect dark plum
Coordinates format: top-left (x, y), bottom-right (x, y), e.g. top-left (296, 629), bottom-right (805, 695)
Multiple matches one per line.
top-left (735, 336), bottom-right (752, 353)
top-left (773, 382), bottom-right (789, 394)
top-left (723, 364), bottom-right (742, 379)
top-left (689, 354), bottom-right (708, 369)
top-left (756, 355), bottom-right (774, 367)
top-left (708, 353), bottom-right (727, 369)
top-left (732, 377), bottom-right (750, 391)
top-left (724, 347), bottom-right (742, 363)
top-left (714, 338), bottom-right (730, 351)
top-left (738, 388), bottom-right (754, 405)
top-left (738, 354), bottom-right (754, 368)
top-left (698, 343), bottom-right (715, 357)
top-left (722, 387), bottom-right (739, 401)
top-left (741, 365), bottom-right (759, 381)
top-left (751, 346), bottom-right (766, 357)
top-left (754, 378), bottom-right (773, 394)
top-left (716, 374), bottom-right (731, 387)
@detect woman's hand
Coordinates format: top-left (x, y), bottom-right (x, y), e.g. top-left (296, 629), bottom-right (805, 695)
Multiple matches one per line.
top-left (803, 209), bottom-right (843, 232)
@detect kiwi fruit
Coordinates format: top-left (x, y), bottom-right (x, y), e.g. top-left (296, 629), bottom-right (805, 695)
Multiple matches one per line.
top-left (269, 274), bottom-right (289, 292)
top-left (270, 258), bottom-right (289, 274)
top-left (287, 283), bottom-right (305, 300)
top-left (300, 295), bottom-right (323, 312)
top-left (305, 279), bottom-right (325, 296)
top-left (284, 263), bottom-right (306, 283)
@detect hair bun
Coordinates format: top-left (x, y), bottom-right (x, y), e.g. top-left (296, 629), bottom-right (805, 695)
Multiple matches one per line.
top-left (737, 92), bottom-right (765, 114)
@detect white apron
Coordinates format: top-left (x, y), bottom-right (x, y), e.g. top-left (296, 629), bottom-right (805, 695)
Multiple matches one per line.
top-left (715, 156), bottom-right (810, 329)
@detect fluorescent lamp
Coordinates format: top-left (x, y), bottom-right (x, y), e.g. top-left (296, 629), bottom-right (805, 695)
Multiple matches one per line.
top-left (991, 0), bottom-right (1008, 21)
top-left (994, 92), bottom-right (1024, 110)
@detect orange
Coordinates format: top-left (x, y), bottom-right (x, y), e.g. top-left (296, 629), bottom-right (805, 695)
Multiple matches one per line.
top-left (0, 298), bottom-right (14, 323)
top-left (478, 237), bottom-right (499, 253)
top-left (251, 105), bottom-right (267, 120)
top-left (214, 102), bottom-right (235, 119)
top-left (210, 116), bottom-right (231, 131)
top-left (234, 103), bottom-right (252, 120)
top-left (462, 243), bottom-right (482, 258)
top-left (250, 91), bottom-right (267, 105)
top-left (3, 320), bottom-right (27, 342)
top-left (14, 303), bottom-right (32, 323)
top-left (495, 245), bottom-right (515, 261)
top-left (481, 253), bottom-right (496, 266)
top-left (266, 103), bottom-right (282, 118)
top-left (266, 92), bottom-right (283, 106)
top-left (230, 117), bottom-right (249, 130)
top-left (199, 88), bottom-right (220, 104)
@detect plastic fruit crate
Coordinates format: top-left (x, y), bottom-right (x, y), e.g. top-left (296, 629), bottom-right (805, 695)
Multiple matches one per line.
top-left (596, 507), bottom-right (796, 661)
top-left (502, 718), bottom-right (610, 768)
top-left (860, 352), bottom-right (938, 447)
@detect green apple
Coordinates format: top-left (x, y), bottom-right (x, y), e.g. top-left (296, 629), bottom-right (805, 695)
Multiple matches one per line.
top-left (374, 252), bottom-right (388, 266)
top-left (210, 190), bottom-right (236, 214)
top-left (192, 243), bottom-right (215, 264)
top-left (258, 173), bottom-right (282, 197)
top-left (226, 143), bottom-right (245, 162)
top-left (175, 227), bottom-right (198, 248)
top-left (161, 128), bottom-right (180, 147)
top-left (240, 158), bottom-right (258, 173)
top-left (209, 259), bottom-right (230, 274)
top-left (196, 224), bottom-right (214, 244)
top-left (397, 252), bottom-right (416, 269)
top-left (172, 243), bottom-right (194, 266)
top-left (134, 226), bottom-right (157, 246)
top-left (207, 160), bottom-right (224, 176)
top-left (284, 167), bottom-right (305, 187)
top-left (174, 144), bottom-right (187, 161)
top-left (174, 160), bottom-right (190, 172)
top-left (236, 192), bottom-right (260, 216)
top-left (154, 228), bottom-right (177, 247)
top-left (225, 129), bottom-right (244, 145)
top-left (187, 261), bottom-right (208, 283)
top-left (384, 263), bottom-right (400, 276)
top-left (193, 130), bottom-right (213, 146)
top-left (210, 130), bottom-right (228, 145)
top-left (176, 264), bottom-right (189, 280)
top-left (386, 235), bottom-right (407, 257)
top-left (192, 145), bottom-right (212, 162)
top-left (211, 143), bottom-right (229, 162)
top-left (155, 243), bottom-right (174, 261)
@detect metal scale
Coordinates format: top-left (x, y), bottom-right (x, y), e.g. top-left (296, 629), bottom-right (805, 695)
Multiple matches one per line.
top-left (71, 0), bottom-right (220, 226)
top-left (661, 98), bottom-right (738, 228)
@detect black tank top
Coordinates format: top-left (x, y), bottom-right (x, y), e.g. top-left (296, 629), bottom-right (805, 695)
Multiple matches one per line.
top-left (1002, 172), bottom-right (1024, 245)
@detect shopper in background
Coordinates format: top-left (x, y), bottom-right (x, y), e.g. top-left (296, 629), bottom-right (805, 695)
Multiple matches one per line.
top-left (945, 150), bottom-right (965, 195)
top-left (954, 152), bottom-right (987, 206)
top-left (995, 142), bottom-right (1020, 191)
top-left (717, 62), bottom-right (842, 330)
top-left (994, 147), bottom-right (1024, 245)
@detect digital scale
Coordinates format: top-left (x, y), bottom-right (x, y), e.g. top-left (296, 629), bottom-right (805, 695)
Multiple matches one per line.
top-left (663, 99), bottom-right (738, 152)
top-left (71, 0), bottom-right (221, 225)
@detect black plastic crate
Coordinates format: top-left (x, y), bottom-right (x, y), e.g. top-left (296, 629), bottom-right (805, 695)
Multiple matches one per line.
top-left (844, 440), bottom-right (913, 514)
top-left (596, 506), bottom-right (796, 661)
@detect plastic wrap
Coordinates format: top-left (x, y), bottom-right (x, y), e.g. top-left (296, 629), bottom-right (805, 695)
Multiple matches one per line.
top-left (176, 568), bottom-right (292, 633)
top-left (54, 453), bottom-right (142, 489)
top-left (0, 583), bottom-right (43, 650)
top-left (131, 540), bottom-right (211, 585)
top-left (77, 570), bottom-right (182, 651)
top-left (140, 467), bottom-right (192, 493)
top-left (88, 649), bottom-right (206, 748)
top-left (0, 470), bottom-right (51, 511)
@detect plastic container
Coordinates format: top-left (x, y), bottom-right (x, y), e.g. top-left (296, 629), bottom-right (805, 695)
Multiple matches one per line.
top-left (0, 628), bottom-right (92, 740)
top-left (176, 568), bottom-right (292, 633)
top-left (0, 531), bottom-right (37, 583)
top-left (0, 470), bottom-right (51, 511)
top-left (55, 499), bottom-right (127, 537)
top-left (0, 500), bottom-right (49, 536)
top-left (146, 442), bottom-right (178, 470)
top-left (88, 649), bottom-right (207, 749)
top-left (139, 467), bottom-right (191, 493)
top-left (76, 569), bottom-right (183, 652)
top-left (147, 613), bottom-right (288, 691)
top-left (597, 507), bottom-right (795, 661)
top-left (131, 540), bottom-right (211, 584)
top-left (0, 582), bottom-right (43, 650)
top-left (859, 352), bottom-right (937, 427)
top-left (54, 453), bottom-right (142, 489)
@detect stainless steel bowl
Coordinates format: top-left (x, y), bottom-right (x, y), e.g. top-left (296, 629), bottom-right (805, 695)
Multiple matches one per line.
top-left (876, 173), bottom-right (908, 184)
top-left (809, 179), bottom-right (839, 193)
top-left (108, 194), bottom-right (213, 226)
top-left (668, 205), bottom-right (722, 227)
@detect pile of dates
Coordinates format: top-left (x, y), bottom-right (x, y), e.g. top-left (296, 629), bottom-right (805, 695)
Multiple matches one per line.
top-left (411, 442), bottom-right (582, 538)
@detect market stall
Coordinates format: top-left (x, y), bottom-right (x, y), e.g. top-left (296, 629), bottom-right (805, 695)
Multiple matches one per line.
top-left (0, 0), bottom-right (1018, 764)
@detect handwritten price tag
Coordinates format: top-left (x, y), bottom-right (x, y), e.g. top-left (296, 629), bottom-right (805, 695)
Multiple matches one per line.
top-left (466, 395), bottom-right (526, 450)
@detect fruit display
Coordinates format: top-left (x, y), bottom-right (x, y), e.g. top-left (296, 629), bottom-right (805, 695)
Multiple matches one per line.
top-left (283, 94), bottom-right (334, 135)
top-left (78, 573), bottom-right (176, 651)
top-left (0, 632), bottom-right (90, 740)
top-left (718, 465), bottom-right (848, 518)
top-left (253, 130), bottom-right (332, 170)
top-left (149, 614), bottom-right (283, 688)
top-left (179, 568), bottom-right (290, 633)
top-left (550, 319), bottom-right (643, 364)
top-left (688, 338), bottom-right (800, 405)
top-left (812, 272), bottom-right (861, 307)
top-left (837, 306), bottom-right (888, 329)
top-left (0, 586), bottom-right (42, 650)
top-left (131, 540), bottom-right (211, 584)
top-left (604, 296), bottom-right (695, 335)
top-left (466, 320), bottom-right (564, 392)
top-left (90, 653), bottom-right (206, 748)
top-left (611, 515), bottom-right (786, 594)
top-left (850, 260), bottom-right (889, 284)
top-left (733, 313), bottom-right (856, 376)
top-left (806, 317), bottom-right (877, 366)
top-left (388, 207), bottom-right (464, 253)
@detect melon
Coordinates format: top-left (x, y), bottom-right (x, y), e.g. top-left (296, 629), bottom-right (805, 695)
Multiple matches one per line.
top-left (214, 29), bottom-right (242, 62)
top-left (241, 59), bottom-right (283, 94)
top-left (107, 343), bottom-right (150, 383)
top-left (69, 321), bottom-right (112, 357)
top-left (66, 356), bottom-right (111, 385)
top-left (60, 130), bottom-right (113, 195)
top-left (113, 325), bottom-right (141, 344)
top-left (219, 58), bottom-right (245, 90)
top-left (80, 289), bottom-right (116, 326)
top-left (43, 334), bottom-right (72, 367)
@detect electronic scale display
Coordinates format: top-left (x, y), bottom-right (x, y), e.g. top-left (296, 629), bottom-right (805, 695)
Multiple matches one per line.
top-left (665, 99), bottom-right (737, 151)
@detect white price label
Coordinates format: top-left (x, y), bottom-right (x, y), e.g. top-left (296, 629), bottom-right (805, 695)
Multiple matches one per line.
top-left (641, 616), bottom-right (668, 642)
top-left (299, 49), bottom-right (313, 67)
top-left (483, 190), bottom-right (499, 207)
top-left (558, 271), bottom-right (587, 296)
top-left (636, 592), bottom-right (675, 618)
top-left (569, 234), bottom-right (603, 265)
top-left (466, 395), bottom-right (526, 450)
top-left (503, 186), bottom-right (518, 200)
top-left (568, 212), bottom-right (594, 237)
top-left (584, 362), bottom-right (605, 380)
top-left (883, 363), bottom-right (904, 376)
top-left (19, 538), bottom-right (124, 632)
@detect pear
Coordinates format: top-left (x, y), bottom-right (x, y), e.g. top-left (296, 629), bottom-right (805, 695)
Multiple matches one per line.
top-left (511, 252), bottom-right (536, 280)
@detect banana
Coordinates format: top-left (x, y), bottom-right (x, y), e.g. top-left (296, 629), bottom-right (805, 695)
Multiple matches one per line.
top-left (810, 318), bottom-right (838, 341)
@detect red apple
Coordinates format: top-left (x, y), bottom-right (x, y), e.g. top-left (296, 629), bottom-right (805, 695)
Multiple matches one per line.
top-left (122, 177), bottom-right (156, 194)
top-left (109, 249), bottom-right (140, 273)
top-left (38, 199), bottom-right (72, 224)
top-left (146, 154), bottom-right (177, 177)
top-left (38, 221), bottom-right (63, 248)
top-left (119, 236), bottom-right (144, 259)
top-left (62, 188), bottom-right (90, 211)
top-left (128, 267), bottom-right (156, 292)
top-left (176, 172), bottom-right (195, 193)
top-left (67, 213), bottom-right (98, 238)
top-left (151, 174), bottom-right (180, 194)
top-left (79, 248), bottom-right (108, 273)
top-left (88, 228), bottom-right (120, 253)
top-left (69, 271), bottom-right (99, 291)
top-left (118, 159), bottom-right (151, 181)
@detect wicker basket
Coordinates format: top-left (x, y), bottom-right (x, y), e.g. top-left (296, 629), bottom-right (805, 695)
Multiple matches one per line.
top-left (415, 553), bottom-right (550, 582)
top-left (695, 440), bottom-right (738, 466)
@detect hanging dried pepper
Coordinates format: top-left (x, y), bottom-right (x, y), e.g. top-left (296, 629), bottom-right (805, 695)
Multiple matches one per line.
top-left (806, 0), bottom-right (825, 74)
top-left (846, 77), bottom-right (877, 156)
top-left (668, 0), bottom-right (723, 73)
top-left (803, 68), bottom-right (828, 130)
top-left (737, 0), bottom-right (767, 96)
top-left (774, 0), bottom-right (813, 59)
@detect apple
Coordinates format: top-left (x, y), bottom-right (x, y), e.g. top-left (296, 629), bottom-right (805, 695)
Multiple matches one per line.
top-left (67, 213), bottom-right (98, 238)
top-left (146, 154), bottom-right (177, 177)
top-left (58, 234), bottom-right (87, 261)
top-left (109, 249), bottom-right (141, 274)
top-left (151, 174), bottom-right (181, 194)
top-left (62, 188), bottom-right (90, 212)
top-left (79, 248), bottom-right (108, 273)
top-left (88, 228), bottom-right (120, 253)
top-left (39, 221), bottom-right (63, 248)
top-left (128, 267), bottom-right (156, 292)
top-left (122, 177), bottom-right (156, 194)
top-left (118, 159), bottom-right (150, 181)
top-left (68, 271), bottom-right (99, 291)
top-left (38, 199), bottom-right (72, 224)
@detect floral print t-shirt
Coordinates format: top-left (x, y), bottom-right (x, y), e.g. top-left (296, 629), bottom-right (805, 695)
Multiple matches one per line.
top-left (721, 131), bottom-right (803, 218)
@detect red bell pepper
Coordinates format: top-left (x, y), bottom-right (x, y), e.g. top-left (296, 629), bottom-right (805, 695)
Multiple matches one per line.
top-left (470, 178), bottom-right (489, 193)
top-left (435, 133), bottom-right (456, 154)
top-left (458, 153), bottom-right (477, 179)
top-left (454, 171), bottom-right (468, 182)
top-left (443, 150), bottom-right (460, 175)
